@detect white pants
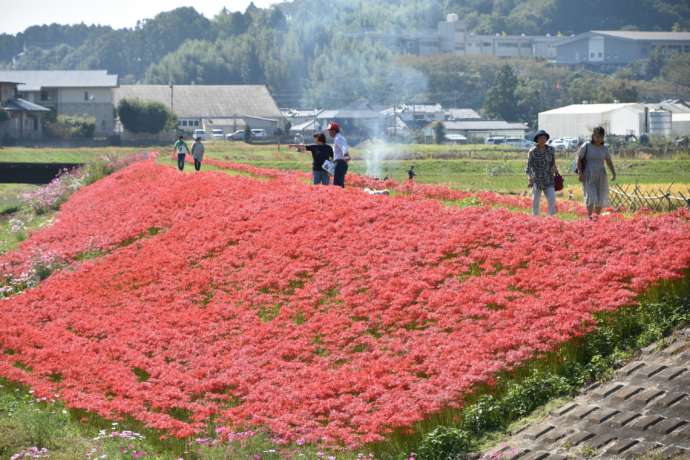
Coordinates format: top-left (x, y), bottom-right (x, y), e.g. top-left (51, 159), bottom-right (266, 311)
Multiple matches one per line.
top-left (532, 185), bottom-right (556, 216)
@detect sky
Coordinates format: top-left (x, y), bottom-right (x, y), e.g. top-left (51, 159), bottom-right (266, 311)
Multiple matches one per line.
top-left (0, 0), bottom-right (282, 34)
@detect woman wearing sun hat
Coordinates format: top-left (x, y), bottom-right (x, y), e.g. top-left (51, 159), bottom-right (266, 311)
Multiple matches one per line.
top-left (526, 130), bottom-right (558, 216)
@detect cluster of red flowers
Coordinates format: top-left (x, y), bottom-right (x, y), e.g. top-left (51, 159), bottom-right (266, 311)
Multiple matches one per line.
top-left (2, 160), bottom-right (690, 446)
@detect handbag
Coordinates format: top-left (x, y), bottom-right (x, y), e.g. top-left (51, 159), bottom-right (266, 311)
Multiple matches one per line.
top-left (554, 172), bottom-right (564, 191)
top-left (322, 159), bottom-right (336, 176)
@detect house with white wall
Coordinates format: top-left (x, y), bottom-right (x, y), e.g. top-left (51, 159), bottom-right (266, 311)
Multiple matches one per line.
top-left (0, 70), bottom-right (118, 135)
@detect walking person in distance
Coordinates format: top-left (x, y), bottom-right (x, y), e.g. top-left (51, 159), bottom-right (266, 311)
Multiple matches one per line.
top-left (191, 136), bottom-right (205, 171)
top-left (173, 135), bottom-right (190, 172)
top-left (576, 126), bottom-right (617, 220)
top-left (526, 130), bottom-right (558, 216)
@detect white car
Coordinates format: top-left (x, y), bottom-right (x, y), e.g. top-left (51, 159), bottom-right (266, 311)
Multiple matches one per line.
top-left (192, 129), bottom-right (207, 140)
top-left (225, 130), bottom-right (245, 141)
top-left (549, 138), bottom-right (568, 150)
top-left (505, 137), bottom-right (533, 149)
top-left (485, 136), bottom-right (506, 145)
top-left (251, 128), bottom-right (267, 138)
top-left (211, 129), bottom-right (224, 140)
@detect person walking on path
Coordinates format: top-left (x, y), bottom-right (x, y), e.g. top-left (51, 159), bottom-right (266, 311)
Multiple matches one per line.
top-left (576, 126), bottom-right (617, 220)
top-left (191, 136), bottom-right (205, 171)
top-left (173, 135), bottom-right (190, 172)
top-left (526, 130), bottom-right (558, 216)
top-left (408, 165), bottom-right (416, 181)
top-left (328, 122), bottom-right (350, 188)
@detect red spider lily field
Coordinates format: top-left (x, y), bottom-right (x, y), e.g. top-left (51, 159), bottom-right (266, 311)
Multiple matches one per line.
top-left (2, 159), bottom-right (690, 453)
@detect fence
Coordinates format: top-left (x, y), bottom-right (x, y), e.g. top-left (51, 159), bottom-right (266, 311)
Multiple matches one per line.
top-left (609, 184), bottom-right (690, 212)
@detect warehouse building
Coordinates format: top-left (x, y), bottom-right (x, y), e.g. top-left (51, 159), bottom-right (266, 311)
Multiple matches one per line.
top-left (538, 103), bottom-right (646, 139)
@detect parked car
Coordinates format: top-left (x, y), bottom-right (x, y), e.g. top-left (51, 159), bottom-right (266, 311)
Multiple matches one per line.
top-left (505, 137), bottom-right (533, 149)
top-left (251, 128), bottom-right (267, 138)
top-left (548, 138), bottom-right (568, 150)
top-left (485, 136), bottom-right (506, 145)
top-left (225, 130), bottom-right (245, 141)
top-left (193, 129), bottom-right (207, 140)
top-left (211, 129), bottom-right (224, 140)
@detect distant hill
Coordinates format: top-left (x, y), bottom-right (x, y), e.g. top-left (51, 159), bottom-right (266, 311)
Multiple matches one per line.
top-left (0, 0), bottom-right (687, 109)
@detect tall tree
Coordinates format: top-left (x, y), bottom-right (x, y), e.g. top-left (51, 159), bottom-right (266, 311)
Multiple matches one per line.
top-left (483, 64), bottom-right (519, 121)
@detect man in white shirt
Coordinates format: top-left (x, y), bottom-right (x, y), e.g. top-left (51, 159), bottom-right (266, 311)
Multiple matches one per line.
top-left (328, 122), bottom-right (350, 187)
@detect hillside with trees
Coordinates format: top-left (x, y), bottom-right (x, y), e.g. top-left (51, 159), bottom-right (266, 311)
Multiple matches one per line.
top-left (1, 0), bottom-right (689, 124)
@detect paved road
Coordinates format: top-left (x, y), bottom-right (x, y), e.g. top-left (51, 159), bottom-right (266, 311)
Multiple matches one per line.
top-left (482, 328), bottom-right (690, 459)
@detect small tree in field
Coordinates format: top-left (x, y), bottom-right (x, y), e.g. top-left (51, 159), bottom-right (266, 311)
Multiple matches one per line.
top-left (117, 98), bottom-right (176, 134)
top-left (432, 121), bottom-right (446, 144)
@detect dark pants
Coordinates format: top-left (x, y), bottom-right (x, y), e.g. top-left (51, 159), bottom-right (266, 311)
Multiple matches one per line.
top-left (333, 160), bottom-right (348, 188)
top-left (194, 159), bottom-right (202, 171)
top-left (177, 153), bottom-right (186, 171)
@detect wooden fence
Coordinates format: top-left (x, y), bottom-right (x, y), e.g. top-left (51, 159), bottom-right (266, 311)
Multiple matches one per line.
top-left (609, 184), bottom-right (690, 212)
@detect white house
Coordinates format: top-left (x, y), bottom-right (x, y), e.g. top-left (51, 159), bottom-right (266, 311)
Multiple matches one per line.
top-left (538, 103), bottom-right (646, 139)
top-left (0, 70), bottom-right (119, 135)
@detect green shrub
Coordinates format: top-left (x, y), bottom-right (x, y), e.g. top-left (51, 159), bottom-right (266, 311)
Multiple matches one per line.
top-left (418, 426), bottom-right (472, 460)
top-left (45, 115), bottom-right (95, 139)
top-left (0, 108), bottom-right (9, 123)
top-left (117, 98), bottom-right (176, 134)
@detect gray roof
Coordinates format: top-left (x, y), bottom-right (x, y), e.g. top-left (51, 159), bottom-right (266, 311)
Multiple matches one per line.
top-left (0, 70), bottom-right (118, 91)
top-left (446, 108), bottom-right (482, 120)
top-left (443, 120), bottom-right (528, 131)
top-left (113, 85), bottom-right (282, 120)
top-left (2, 98), bottom-right (51, 112)
top-left (594, 30), bottom-right (690, 41)
top-left (557, 30), bottom-right (690, 47)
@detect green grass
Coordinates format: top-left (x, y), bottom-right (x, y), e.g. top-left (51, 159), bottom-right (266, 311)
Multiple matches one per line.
top-left (0, 184), bottom-right (37, 214)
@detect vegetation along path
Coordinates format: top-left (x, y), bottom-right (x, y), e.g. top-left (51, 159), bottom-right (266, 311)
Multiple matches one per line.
top-left (483, 328), bottom-right (690, 459)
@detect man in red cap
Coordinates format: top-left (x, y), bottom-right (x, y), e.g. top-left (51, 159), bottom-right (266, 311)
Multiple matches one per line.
top-left (328, 122), bottom-right (350, 187)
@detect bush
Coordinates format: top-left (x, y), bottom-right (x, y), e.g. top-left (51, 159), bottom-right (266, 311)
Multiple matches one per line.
top-left (117, 98), bottom-right (176, 134)
top-left (1, 133), bottom-right (16, 146)
top-left (418, 426), bottom-right (472, 460)
top-left (107, 134), bottom-right (122, 146)
top-left (0, 109), bottom-right (9, 123)
top-left (45, 115), bottom-right (95, 139)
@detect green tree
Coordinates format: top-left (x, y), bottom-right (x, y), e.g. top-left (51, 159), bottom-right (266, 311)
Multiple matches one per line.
top-left (663, 53), bottom-right (690, 90)
top-left (117, 98), bottom-right (175, 134)
top-left (483, 64), bottom-right (519, 121)
top-left (432, 121), bottom-right (446, 144)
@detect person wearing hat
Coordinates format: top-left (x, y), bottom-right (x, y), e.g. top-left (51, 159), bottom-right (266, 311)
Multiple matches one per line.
top-left (327, 122), bottom-right (350, 188)
top-left (191, 136), bottom-right (205, 171)
top-left (526, 130), bottom-right (558, 216)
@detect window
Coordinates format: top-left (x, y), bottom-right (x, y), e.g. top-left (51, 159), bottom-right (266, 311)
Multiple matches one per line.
top-left (598, 52), bottom-right (603, 58)
top-left (194, 120), bottom-right (200, 127)
top-left (84, 91), bottom-right (89, 101)
top-left (590, 52), bottom-right (595, 58)
top-left (40, 90), bottom-right (48, 101)
top-left (182, 120), bottom-right (188, 127)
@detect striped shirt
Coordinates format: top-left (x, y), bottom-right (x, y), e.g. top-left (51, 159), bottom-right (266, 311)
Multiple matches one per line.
top-left (526, 145), bottom-right (556, 190)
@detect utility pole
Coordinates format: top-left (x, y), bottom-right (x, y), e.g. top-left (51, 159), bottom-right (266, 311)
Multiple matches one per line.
top-left (169, 82), bottom-right (174, 114)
